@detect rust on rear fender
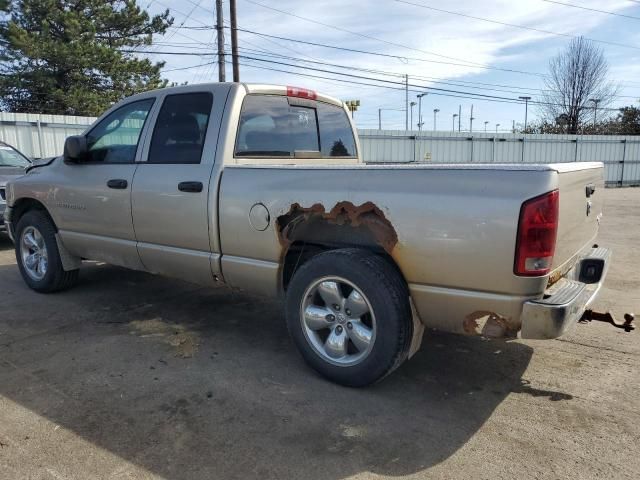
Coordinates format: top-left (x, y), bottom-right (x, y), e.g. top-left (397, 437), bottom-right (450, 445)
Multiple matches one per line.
top-left (276, 200), bottom-right (398, 254)
top-left (463, 310), bottom-right (520, 338)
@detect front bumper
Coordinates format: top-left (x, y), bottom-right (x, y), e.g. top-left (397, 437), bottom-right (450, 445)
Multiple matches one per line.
top-left (521, 247), bottom-right (611, 339)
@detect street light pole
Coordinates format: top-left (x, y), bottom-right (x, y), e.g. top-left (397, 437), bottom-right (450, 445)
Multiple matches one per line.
top-left (453, 113), bottom-right (458, 132)
top-left (417, 93), bottom-right (427, 130)
top-left (378, 108), bottom-right (381, 130)
top-left (589, 98), bottom-right (601, 127)
top-left (433, 108), bottom-right (440, 131)
top-left (410, 102), bottom-right (416, 131)
top-left (519, 96), bottom-right (531, 131)
top-left (484, 121), bottom-right (489, 132)
top-left (469, 104), bottom-right (474, 133)
top-left (496, 123), bottom-right (501, 133)
top-left (405, 74), bottom-right (409, 131)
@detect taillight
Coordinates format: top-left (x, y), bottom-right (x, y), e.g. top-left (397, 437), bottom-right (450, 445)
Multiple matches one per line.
top-left (286, 86), bottom-right (317, 100)
top-left (514, 190), bottom-right (559, 276)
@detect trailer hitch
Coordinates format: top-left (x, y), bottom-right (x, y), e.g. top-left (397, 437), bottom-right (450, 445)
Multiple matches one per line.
top-left (580, 310), bottom-right (635, 332)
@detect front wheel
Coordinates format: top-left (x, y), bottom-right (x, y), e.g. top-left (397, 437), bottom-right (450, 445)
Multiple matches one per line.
top-left (286, 249), bottom-right (413, 387)
top-left (14, 210), bottom-right (79, 293)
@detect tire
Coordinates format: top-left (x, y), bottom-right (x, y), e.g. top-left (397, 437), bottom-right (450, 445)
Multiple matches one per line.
top-left (14, 210), bottom-right (79, 293)
top-left (286, 248), bottom-right (413, 387)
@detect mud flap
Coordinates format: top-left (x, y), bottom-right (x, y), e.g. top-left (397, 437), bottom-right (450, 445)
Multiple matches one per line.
top-left (55, 233), bottom-right (82, 271)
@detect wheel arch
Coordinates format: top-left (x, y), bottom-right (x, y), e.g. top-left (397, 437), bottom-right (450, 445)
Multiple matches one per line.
top-left (276, 200), bottom-right (406, 292)
top-left (11, 197), bottom-right (57, 232)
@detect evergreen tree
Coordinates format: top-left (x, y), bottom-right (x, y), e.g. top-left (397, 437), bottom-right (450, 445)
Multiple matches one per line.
top-left (0, 0), bottom-right (173, 115)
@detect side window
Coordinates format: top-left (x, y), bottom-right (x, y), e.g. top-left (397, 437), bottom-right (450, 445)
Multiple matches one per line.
top-left (86, 99), bottom-right (154, 164)
top-left (147, 92), bottom-right (213, 164)
top-left (235, 95), bottom-right (319, 157)
top-left (317, 103), bottom-right (356, 157)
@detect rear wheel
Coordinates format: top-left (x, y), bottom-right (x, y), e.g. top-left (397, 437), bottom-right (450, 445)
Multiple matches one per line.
top-left (15, 210), bottom-right (79, 293)
top-left (286, 248), bottom-right (412, 387)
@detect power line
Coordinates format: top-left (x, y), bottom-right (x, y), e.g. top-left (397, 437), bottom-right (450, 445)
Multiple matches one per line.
top-left (231, 45), bottom-right (640, 100)
top-left (235, 55), bottom-right (623, 110)
top-left (233, 27), bottom-right (546, 77)
top-left (541, 0), bottom-right (640, 21)
top-left (241, 0), bottom-right (543, 74)
top-left (393, 0), bottom-right (640, 51)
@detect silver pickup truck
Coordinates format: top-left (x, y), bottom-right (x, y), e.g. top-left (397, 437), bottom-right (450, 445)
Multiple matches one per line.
top-left (5, 83), bottom-right (614, 386)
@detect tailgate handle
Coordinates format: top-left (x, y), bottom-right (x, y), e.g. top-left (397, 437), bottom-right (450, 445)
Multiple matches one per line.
top-left (178, 181), bottom-right (203, 193)
top-left (586, 184), bottom-right (596, 197)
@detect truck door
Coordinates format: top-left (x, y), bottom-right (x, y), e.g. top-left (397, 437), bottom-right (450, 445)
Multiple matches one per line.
top-left (131, 91), bottom-right (220, 285)
top-left (53, 98), bottom-right (156, 270)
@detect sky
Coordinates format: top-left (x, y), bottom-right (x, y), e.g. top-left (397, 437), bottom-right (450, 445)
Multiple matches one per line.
top-left (141, 0), bottom-right (640, 132)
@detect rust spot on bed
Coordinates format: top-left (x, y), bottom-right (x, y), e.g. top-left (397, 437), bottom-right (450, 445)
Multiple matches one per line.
top-left (463, 311), bottom-right (520, 338)
top-left (276, 201), bottom-right (398, 254)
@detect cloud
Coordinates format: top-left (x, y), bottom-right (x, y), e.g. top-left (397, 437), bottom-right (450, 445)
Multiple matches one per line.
top-left (148, 0), bottom-right (639, 128)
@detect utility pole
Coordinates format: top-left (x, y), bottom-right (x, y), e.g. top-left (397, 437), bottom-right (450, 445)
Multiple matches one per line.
top-left (378, 108), bottom-right (381, 130)
top-left (405, 74), bottom-right (409, 131)
top-left (469, 104), bottom-right (474, 133)
top-left (452, 113), bottom-right (458, 132)
top-left (230, 0), bottom-right (240, 82)
top-left (215, 0), bottom-right (225, 82)
top-left (410, 101), bottom-right (416, 131)
top-left (433, 108), bottom-right (439, 131)
top-left (484, 121), bottom-right (489, 132)
top-left (590, 98), bottom-right (601, 127)
top-left (417, 93), bottom-right (427, 130)
top-left (519, 96), bottom-right (531, 131)
top-left (512, 120), bottom-right (515, 133)
top-left (458, 105), bottom-right (461, 132)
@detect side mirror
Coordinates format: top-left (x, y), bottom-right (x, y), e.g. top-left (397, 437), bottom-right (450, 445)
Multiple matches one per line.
top-left (63, 135), bottom-right (88, 163)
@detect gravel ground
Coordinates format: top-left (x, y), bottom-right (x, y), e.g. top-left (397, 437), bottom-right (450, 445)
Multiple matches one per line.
top-left (0, 187), bottom-right (638, 480)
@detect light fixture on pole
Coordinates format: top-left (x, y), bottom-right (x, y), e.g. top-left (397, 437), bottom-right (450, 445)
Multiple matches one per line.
top-left (345, 100), bottom-right (360, 119)
top-left (452, 113), bottom-right (458, 132)
top-left (433, 108), bottom-right (440, 131)
top-left (589, 98), bottom-right (601, 126)
top-left (417, 93), bottom-right (428, 130)
top-left (518, 96), bottom-right (531, 131)
top-left (495, 123), bottom-right (501, 133)
top-left (484, 121), bottom-right (489, 132)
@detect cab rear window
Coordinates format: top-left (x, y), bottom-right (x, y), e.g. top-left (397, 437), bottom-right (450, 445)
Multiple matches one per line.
top-left (235, 95), bottom-right (356, 158)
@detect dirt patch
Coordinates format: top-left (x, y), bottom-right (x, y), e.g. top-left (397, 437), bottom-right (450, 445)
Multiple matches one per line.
top-left (129, 318), bottom-right (199, 358)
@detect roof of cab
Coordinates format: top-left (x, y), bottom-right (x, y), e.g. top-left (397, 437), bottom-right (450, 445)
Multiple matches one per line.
top-left (241, 83), bottom-right (344, 107)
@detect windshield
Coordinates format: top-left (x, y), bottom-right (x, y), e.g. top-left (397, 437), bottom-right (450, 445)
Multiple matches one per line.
top-left (0, 145), bottom-right (31, 168)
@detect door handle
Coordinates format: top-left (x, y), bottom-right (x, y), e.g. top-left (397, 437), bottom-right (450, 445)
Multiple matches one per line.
top-left (107, 179), bottom-right (128, 189)
top-left (178, 181), bottom-right (203, 193)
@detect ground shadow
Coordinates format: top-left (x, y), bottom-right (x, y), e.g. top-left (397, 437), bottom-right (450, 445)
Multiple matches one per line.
top-left (0, 261), bottom-right (568, 479)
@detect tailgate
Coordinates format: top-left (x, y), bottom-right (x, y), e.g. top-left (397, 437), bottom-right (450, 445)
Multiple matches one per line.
top-left (552, 163), bottom-right (604, 271)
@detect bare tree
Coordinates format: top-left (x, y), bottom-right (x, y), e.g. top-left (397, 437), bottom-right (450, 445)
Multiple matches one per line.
top-left (541, 37), bottom-right (618, 134)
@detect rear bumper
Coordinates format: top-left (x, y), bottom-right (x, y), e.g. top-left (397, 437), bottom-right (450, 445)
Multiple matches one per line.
top-left (520, 247), bottom-right (611, 339)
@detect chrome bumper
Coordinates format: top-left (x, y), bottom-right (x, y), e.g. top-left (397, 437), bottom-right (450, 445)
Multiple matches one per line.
top-left (521, 247), bottom-right (611, 339)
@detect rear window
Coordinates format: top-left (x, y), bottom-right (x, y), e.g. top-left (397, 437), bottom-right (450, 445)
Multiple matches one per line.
top-left (235, 95), bottom-right (356, 158)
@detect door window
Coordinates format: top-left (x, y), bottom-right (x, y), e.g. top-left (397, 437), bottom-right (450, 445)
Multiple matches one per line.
top-left (147, 92), bottom-right (214, 164)
top-left (86, 99), bottom-right (154, 164)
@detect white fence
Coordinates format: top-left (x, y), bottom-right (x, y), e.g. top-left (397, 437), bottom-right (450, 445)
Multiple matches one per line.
top-left (359, 130), bottom-right (640, 187)
top-left (1, 113), bottom-right (638, 186)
